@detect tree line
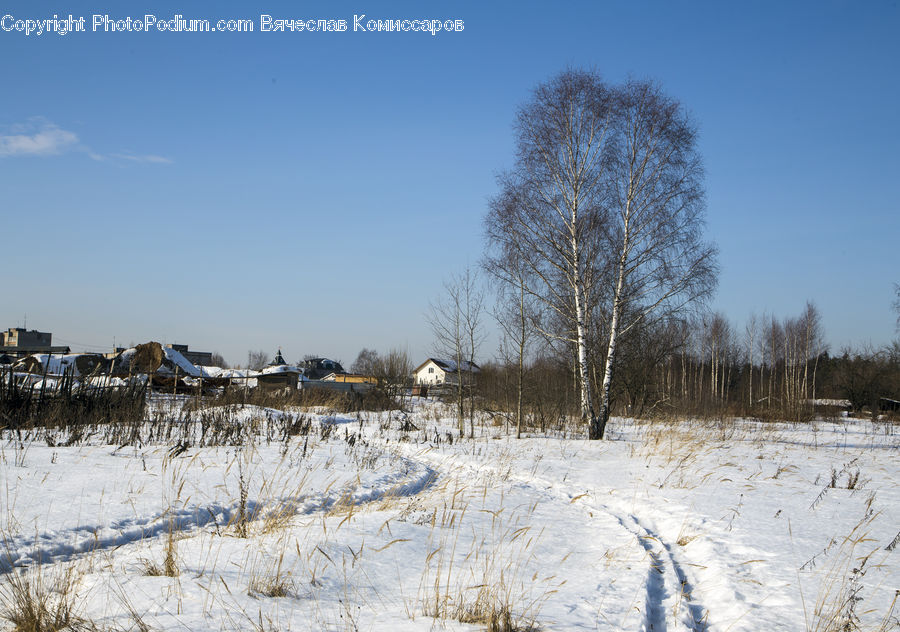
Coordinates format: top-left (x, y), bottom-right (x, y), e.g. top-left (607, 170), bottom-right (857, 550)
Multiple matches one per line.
top-left (477, 301), bottom-right (900, 433)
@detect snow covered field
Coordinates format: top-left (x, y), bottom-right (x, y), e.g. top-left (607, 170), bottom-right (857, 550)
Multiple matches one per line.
top-left (1, 399), bottom-right (898, 631)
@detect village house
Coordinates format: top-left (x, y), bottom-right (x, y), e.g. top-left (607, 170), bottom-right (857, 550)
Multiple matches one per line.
top-left (301, 357), bottom-right (346, 380)
top-left (413, 358), bottom-right (480, 386)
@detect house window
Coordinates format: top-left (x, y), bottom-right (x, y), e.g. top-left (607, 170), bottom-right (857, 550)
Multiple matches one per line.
top-left (428, 367), bottom-right (434, 374)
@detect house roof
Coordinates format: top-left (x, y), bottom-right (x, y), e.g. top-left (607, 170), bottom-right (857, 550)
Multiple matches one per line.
top-left (271, 349), bottom-right (287, 366)
top-left (261, 364), bottom-right (302, 375)
top-left (413, 357), bottom-right (480, 374)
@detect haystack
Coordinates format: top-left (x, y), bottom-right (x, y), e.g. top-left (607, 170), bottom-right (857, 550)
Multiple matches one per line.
top-left (10, 353), bottom-right (110, 377)
top-left (112, 342), bottom-right (201, 377)
top-left (131, 342), bottom-right (165, 373)
top-left (111, 342), bottom-right (166, 376)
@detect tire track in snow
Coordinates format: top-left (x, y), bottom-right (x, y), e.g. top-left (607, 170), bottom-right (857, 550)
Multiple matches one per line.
top-left (400, 446), bottom-right (711, 631)
top-left (0, 453), bottom-right (437, 573)
top-left (506, 468), bottom-right (711, 630)
top-left (635, 530), bottom-right (669, 631)
top-left (545, 481), bottom-right (709, 632)
top-left (555, 492), bottom-right (709, 631)
top-left (495, 468), bottom-right (710, 630)
top-left (613, 514), bottom-right (709, 632)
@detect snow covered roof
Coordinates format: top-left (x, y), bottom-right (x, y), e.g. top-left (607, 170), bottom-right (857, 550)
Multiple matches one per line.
top-left (260, 364), bottom-right (302, 375)
top-left (413, 358), bottom-right (480, 374)
top-left (211, 368), bottom-right (257, 378)
top-left (161, 346), bottom-right (202, 377)
top-left (807, 399), bottom-right (852, 408)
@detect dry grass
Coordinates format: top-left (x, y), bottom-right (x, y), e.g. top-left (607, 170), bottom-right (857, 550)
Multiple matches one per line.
top-left (247, 549), bottom-right (294, 599)
top-left (417, 480), bottom-right (552, 632)
top-left (0, 563), bottom-right (86, 632)
top-left (141, 519), bottom-right (179, 578)
top-left (803, 512), bottom-right (899, 632)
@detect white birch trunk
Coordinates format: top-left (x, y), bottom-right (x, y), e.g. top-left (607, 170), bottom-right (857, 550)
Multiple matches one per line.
top-left (517, 281), bottom-right (525, 439)
top-left (595, 237), bottom-right (627, 439)
top-left (572, 225), bottom-right (598, 438)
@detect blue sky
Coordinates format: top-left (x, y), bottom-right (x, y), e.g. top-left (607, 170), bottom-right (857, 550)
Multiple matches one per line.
top-left (1, 0), bottom-right (898, 366)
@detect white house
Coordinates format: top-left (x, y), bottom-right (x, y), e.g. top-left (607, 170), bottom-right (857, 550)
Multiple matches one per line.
top-left (413, 358), bottom-right (480, 386)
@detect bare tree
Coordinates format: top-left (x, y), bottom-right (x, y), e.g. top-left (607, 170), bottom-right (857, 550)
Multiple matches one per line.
top-left (485, 70), bottom-right (615, 437)
top-left (484, 232), bottom-right (538, 438)
top-left (778, 302), bottom-right (824, 420)
top-left (833, 345), bottom-right (890, 413)
top-left (594, 80), bottom-right (718, 438)
top-left (745, 313), bottom-right (758, 409)
top-left (614, 315), bottom-right (687, 417)
top-left (379, 348), bottom-right (413, 408)
top-left (247, 350), bottom-right (270, 371)
top-left (493, 276), bottom-right (536, 438)
top-left (377, 348), bottom-right (412, 386)
top-left (703, 312), bottom-right (732, 408)
top-left (428, 268), bottom-right (485, 437)
top-left (894, 283), bottom-right (900, 330)
top-left (209, 352), bottom-right (229, 369)
top-left (351, 348), bottom-right (380, 375)
top-left (486, 70), bottom-right (717, 440)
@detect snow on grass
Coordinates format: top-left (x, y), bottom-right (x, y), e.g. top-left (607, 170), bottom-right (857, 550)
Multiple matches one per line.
top-left (1, 403), bottom-right (898, 631)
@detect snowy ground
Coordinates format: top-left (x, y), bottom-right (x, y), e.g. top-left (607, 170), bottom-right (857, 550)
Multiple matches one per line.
top-left (1, 399), bottom-right (898, 631)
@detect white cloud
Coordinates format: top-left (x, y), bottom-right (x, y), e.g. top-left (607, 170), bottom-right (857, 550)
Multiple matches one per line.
top-left (0, 122), bottom-right (79, 157)
top-left (0, 119), bottom-right (172, 164)
top-left (110, 152), bottom-right (173, 164)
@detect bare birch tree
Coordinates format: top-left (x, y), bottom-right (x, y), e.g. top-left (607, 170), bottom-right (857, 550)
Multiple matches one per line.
top-left (745, 313), bottom-right (758, 409)
top-left (485, 70), bottom-right (615, 436)
top-left (592, 80), bottom-right (718, 438)
top-left (487, 71), bottom-right (717, 440)
top-left (894, 283), bottom-right (900, 330)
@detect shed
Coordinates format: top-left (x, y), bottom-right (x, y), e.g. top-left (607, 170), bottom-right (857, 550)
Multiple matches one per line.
top-left (257, 364), bottom-right (302, 392)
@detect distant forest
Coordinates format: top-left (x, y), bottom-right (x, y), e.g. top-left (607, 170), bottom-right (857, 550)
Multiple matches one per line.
top-left (476, 301), bottom-right (900, 431)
